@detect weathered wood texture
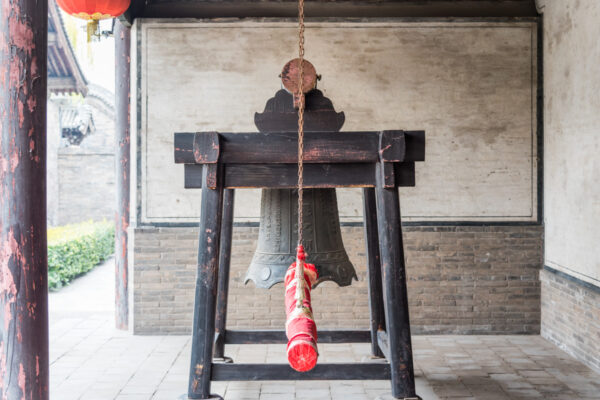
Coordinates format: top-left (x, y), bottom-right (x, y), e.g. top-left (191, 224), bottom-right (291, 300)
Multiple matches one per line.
top-left (184, 163), bottom-right (418, 189)
top-left (211, 363), bottom-right (391, 381)
top-left (214, 189), bottom-right (235, 359)
top-left (176, 130), bottom-right (423, 190)
top-left (177, 90), bottom-right (424, 396)
top-left (224, 329), bottom-right (371, 344)
top-left (375, 163), bottom-right (417, 398)
top-left (377, 330), bottom-right (391, 361)
top-left (255, 89), bottom-right (345, 133)
top-left (0, 0), bottom-right (49, 399)
top-left (175, 131), bottom-right (425, 165)
top-left (363, 188), bottom-right (385, 358)
top-left (115, 20), bottom-right (131, 331)
top-left (188, 165), bottom-right (224, 399)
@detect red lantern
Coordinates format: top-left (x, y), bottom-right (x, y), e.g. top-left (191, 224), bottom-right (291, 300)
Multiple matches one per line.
top-left (56, 0), bottom-right (131, 40)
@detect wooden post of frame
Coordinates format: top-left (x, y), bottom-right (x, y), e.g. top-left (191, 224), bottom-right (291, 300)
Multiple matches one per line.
top-left (187, 161), bottom-right (224, 399)
top-left (214, 189), bottom-right (235, 360)
top-left (374, 162), bottom-right (417, 399)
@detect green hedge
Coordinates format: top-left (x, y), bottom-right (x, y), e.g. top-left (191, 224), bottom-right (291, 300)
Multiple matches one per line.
top-left (48, 220), bottom-right (115, 290)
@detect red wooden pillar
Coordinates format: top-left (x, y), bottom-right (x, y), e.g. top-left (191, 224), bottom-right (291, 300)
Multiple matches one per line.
top-left (0, 0), bottom-right (49, 399)
top-left (114, 19), bottom-right (131, 330)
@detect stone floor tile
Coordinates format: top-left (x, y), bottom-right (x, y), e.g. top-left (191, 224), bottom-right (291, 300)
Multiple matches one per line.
top-left (259, 383), bottom-right (295, 394)
top-left (259, 393), bottom-right (295, 400)
top-left (224, 389), bottom-right (261, 399)
top-left (296, 388), bottom-right (331, 398)
top-left (45, 259), bottom-right (600, 400)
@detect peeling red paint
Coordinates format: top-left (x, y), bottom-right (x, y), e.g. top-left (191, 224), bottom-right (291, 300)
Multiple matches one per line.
top-left (115, 21), bottom-right (131, 331)
top-left (9, 148), bottom-right (19, 173)
top-left (29, 56), bottom-right (37, 77)
top-left (9, 58), bottom-right (22, 88)
top-left (26, 96), bottom-right (35, 113)
top-left (17, 100), bottom-right (24, 128)
top-left (26, 301), bottom-right (35, 318)
top-left (0, 0), bottom-right (49, 396)
top-left (18, 363), bottom-right (26, 399)
top-left (8, 10), bottom-right (35, 55)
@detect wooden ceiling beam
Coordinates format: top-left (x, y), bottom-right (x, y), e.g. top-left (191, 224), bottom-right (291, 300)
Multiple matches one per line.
top-left (122, 0), bottom-right (538, 22)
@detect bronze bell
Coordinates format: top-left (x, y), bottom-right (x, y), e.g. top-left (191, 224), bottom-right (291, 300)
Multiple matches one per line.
top-left (245, 61), bottom-right (358, 289)
top-left (246, 188), bottom-right (357, 288)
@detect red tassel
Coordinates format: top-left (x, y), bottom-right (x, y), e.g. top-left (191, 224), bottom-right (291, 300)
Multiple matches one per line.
top-left (285, 245), bottom-right (318, 372)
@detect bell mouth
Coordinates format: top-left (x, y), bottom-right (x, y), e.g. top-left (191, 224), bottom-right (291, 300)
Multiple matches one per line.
top-left (245, 254), bottom-right (358, 289)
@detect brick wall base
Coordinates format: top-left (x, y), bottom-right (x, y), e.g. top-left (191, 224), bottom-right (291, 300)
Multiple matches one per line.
top-left (541, 268), bottom-right (600, 373)
top-left (132, 225), bottom-right (543, 335)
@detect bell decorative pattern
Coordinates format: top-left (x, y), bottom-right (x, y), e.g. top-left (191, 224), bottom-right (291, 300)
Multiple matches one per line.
top-left (246, 188), bottom-right (357, 288)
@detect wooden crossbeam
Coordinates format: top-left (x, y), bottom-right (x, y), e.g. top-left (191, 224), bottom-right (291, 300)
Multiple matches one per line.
top-left (184, 162), bottom-right (416, 189)
top-left (211, 363), bottom-right (391, 381)
top-left (175, 130), bottom-right (425, 165)
top-left (223, 329), bottom-right (371, 344)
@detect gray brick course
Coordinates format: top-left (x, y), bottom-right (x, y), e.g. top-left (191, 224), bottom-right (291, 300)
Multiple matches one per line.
top-left (133, 225), bottom-right (543, 335)
top-left (541, 269), bottom-right (600, 373)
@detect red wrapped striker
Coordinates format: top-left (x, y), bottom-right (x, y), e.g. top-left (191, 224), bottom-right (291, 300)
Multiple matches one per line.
top-left (285, 245), bottom-right (318, 372)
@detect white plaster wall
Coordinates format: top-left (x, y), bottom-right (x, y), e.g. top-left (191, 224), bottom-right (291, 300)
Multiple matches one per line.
top-left (541, 0), bottom-right (600, 285)
top-left (134, 20), bottom-right (537, 224)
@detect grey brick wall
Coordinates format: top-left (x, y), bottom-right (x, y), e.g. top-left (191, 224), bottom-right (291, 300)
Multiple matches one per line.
top-left (132, 225), bottom-right (543, 335)
top-left (541, 269), bottom-right (600, 373)
top-left (57, 151), bottom-right (115, 225)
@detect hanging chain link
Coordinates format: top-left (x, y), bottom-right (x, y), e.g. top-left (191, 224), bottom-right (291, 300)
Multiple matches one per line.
top-left (297, 0), bottom-right (305, 246)
top-left (293, 0), bottom-right (307, 310)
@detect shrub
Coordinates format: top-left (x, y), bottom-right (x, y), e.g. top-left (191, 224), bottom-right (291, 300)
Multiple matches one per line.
top-left (48, 220), bottom-right (115, 290)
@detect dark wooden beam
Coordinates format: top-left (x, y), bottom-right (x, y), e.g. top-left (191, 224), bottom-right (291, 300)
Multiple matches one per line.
top-left (175, 131), bottom-right (424, 165)
top-left (184, 162), bottom-right (417, 189)
top-left (126, 0), bottom-right (538, 20)
top-left (0, 0), bottom-right (49, 398)
top-left (119, 0), bottom-right (146, 26)
top-left (363, 188), bottom-right (386, 358)
top-left (214, 189), bottom-right (235, 359)
top-left (211, 363), bottom-right (391, 381)
top-left (114, 20), bottom-right (131, 331)
top-left (224, 329), bottom-right (371, 344)
top-left (375, 163), bottom-right (417, 398)
top-left (188, 165), bottom-right (224, 398)
top-left (377, 330), bottom-right (391, 360)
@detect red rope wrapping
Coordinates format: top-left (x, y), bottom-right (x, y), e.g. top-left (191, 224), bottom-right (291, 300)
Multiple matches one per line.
top-left (285, 245), bottom-right (318, 371)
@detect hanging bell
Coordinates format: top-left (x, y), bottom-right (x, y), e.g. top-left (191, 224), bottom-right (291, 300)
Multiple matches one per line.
top-left (246, 188), bottom-right (357, 288)
top-left (246, 61), bottom-right (358, 289)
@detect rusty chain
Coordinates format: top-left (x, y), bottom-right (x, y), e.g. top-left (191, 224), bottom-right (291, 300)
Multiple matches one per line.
top-left (294, 0), bottom-right (307, 308)
top-left (297, 0), bottom-right (305, 247)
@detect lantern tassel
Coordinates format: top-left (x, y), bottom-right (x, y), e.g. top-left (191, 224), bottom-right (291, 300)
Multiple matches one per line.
top-left (86, 20), bottom-right (99, 42)
top-left (285, 245), bottom-right (318, 372)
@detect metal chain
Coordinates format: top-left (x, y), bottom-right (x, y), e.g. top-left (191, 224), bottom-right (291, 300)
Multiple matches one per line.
top-left (297, 0), bottom-right (305, 246)
top-left (293, 0), bottom-right (307, 310)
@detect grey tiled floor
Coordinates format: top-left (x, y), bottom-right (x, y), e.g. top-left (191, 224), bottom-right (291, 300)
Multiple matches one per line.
top-left (49, 259), bottom-right (600, 400)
